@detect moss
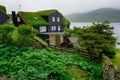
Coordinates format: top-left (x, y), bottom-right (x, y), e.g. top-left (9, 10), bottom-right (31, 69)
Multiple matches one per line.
top-left (111, 49), bottom-right (120, 72)
top-left (62, 16), bottom-right (71, 26)
top-left (33, 36), bottom-right (48, 47)
top-left (18, 9), bottom-right (70, 26)
top-left (37, 9), bottom-right (57, 16)
top-left (0, 5), bottom-right (6, 13)
top-left (19, 12), bottom-right (48, 25)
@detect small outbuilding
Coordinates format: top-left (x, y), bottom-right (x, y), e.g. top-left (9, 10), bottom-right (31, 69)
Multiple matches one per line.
top-left (60, 37), bottom-right (79, 48)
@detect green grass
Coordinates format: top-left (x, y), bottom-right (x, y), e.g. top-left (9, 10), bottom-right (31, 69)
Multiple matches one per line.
top-left (0, 5), bottom-right (6, 13)
top-left (111, 49), bottom-right (120, 72)
top-left (66, 66), bottom-right (88, 80)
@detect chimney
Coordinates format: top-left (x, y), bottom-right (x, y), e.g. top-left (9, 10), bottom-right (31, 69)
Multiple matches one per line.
top-left (12, 11), bottom-right (19, 26)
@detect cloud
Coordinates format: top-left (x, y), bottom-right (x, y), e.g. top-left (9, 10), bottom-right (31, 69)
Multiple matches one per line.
top-left (1, 0), bottom-right (120, 14)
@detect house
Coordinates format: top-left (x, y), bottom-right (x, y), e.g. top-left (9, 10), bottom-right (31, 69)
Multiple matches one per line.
top-left (12, 9), bottom-right (70, 46)
top-left (0, 5), bottom-right (9, 24)
top-left (60, 37), bottom-right (79, 48)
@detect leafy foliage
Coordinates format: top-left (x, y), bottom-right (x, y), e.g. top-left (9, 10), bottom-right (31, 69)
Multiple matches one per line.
top-left (0, 24), bottom-right (15, 44)
top-left (64, 21), bottom-right (116, 61)
top-left (16, 25), bottom-right (38, 47)
top-left (0, 44), bottom-right (102, 80)
top-left (0, 24), bottom-right (39, 47)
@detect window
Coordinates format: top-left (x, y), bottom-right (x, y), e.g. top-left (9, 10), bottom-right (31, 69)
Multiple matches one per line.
top-left (17, 17), bottom-right (20, 22)
top-left (52, 17), bottom-right (55, 22)
top-left (51, 26), bottom-right (56, 31)
top-left (39, 26), bottom-right (46, 32)
top-left (57, 17), bottom-right (60, 22)
top-left (58, 26), bottom-right (61, 31)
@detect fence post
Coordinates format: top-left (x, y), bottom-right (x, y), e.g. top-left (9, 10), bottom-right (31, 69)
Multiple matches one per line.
top-left (61, 46), bottom-right (62, 52)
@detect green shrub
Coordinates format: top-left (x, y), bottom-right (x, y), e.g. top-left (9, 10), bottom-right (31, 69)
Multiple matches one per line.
top-left (0, 24), bottom-right (15, 44)
top-left (16, 25), bottom-right (38, 47)
top-left (0, 44), bottom-right (102, 80)
top-left (64, 21), bottom-right (116, 61)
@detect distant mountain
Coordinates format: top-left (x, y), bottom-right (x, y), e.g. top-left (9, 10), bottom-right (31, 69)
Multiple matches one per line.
top-left (66, 8), bottom-right (120, 22)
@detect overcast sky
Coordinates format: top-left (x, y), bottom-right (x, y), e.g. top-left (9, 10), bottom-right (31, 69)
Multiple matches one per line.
top-left (0, 0), bottom-right (120, 15)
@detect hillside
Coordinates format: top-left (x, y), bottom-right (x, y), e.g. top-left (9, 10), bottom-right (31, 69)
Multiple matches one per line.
top-left (66, 8), bottom-right (120, 22)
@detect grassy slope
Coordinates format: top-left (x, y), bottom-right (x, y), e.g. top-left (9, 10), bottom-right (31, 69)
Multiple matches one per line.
top-left (112, 49), bottom-right (120, 71)
top-left (66, 66), bottom-right (88, 79)
top-left (0, 44), bottom-right (102, 80)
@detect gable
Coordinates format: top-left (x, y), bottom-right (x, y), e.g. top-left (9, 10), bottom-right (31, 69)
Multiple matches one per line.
top-left (0, 11), bottom-right (9, 24)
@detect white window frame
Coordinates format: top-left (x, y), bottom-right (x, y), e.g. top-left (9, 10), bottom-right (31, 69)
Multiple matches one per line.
top-left (51, 26), bottom-right (56, 31)
top-left (58, 25), bottom-right (61, 32)
top-left (57, 17), bottom-right (60, 22)
top-left (52, 17), bottom-right (55, 22)
top-left (17, 17), bottom-right (20, 22)
top-left (39, 26), bottom-right (47, 32)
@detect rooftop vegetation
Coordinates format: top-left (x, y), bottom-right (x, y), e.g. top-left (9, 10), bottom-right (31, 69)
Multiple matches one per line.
top-left (18, 9), bottom-right (70, 26)
top-left (0, 5), bottom-right (6, 13)
top-left (19, 12), bottom-right (48, 26)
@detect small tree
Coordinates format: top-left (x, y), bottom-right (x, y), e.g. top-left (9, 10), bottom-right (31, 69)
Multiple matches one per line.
top-left (0, 24), bottom-right (15, 44)
top-left (64, 21), bottom-right (116, 62)
top-left (16, 25), bottom-right (38, 47)
top-left (0, 24), bottom-right (38, 47)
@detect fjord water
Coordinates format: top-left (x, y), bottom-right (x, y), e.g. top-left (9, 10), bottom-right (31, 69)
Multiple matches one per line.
top-left (70, 22), bottom-right (120, 48)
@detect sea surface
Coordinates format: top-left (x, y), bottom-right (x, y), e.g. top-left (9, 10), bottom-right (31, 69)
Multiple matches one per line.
top-left (70, 22), bottom-right (120, 48)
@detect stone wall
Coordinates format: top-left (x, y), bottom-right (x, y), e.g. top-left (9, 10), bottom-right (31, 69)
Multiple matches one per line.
top-left (102, 57), bottom-right (120, 80)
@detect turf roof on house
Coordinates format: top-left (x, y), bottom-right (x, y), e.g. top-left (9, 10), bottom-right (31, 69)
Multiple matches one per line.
top-left (18, 9), bottom-right (70, 26)
top-left (0, 5), bottom-right (6, 14)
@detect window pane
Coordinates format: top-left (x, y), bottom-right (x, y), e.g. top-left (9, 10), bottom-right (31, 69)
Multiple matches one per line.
top-left (58, 26), bottom-right (61, 31)
top-left (57, 17), bottom-right (60, 22)
top-left (54, 26), bottom-right (56, 30)
top-left (17, 17), bottom-right (20, 22)
top-left (52, 17), bottom-right (55, 22)
top-left (51, 26), bottom-right (56, 31)
top-left (51, 26), bottom-right (54, 31)
top-left (39, 26), bottom-right (46, 32)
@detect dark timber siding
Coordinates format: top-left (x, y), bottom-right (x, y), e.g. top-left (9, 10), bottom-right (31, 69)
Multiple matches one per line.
top-left (48, 12), bottom-right (63, 32)
top-left (0, 11), bottom-right (9, 24)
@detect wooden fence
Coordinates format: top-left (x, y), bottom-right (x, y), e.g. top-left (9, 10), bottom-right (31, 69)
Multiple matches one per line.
top-left (49, 45), bottom-right (89, 59)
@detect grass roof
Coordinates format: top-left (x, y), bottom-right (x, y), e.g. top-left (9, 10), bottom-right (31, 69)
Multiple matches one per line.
top-left (18, 9), bottom-right (70, 26)
top-left (62, 16), bottom-right (70, 26)
top-left (37, 9), bottom-right (57, 16)
top-left (18, 12), bottom-right (48, 26)
top-left (0, 5), bottom-right (6, 13)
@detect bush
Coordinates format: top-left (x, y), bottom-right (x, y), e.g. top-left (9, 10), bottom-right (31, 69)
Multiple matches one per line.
top-left (0, 44), bottom-right (102, 80)
top-left (0, 24), bottom-right (15, 44)
top-left (0, 24), bottom-right (39, 47)
top-left (16, 25), bottom-right (38, 47)
top-left (64, 21), bottom-right (116, 62)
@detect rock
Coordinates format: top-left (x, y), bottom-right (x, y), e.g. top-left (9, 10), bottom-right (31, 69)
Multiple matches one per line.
top-left (102, 57), bottom-right (120, 80)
